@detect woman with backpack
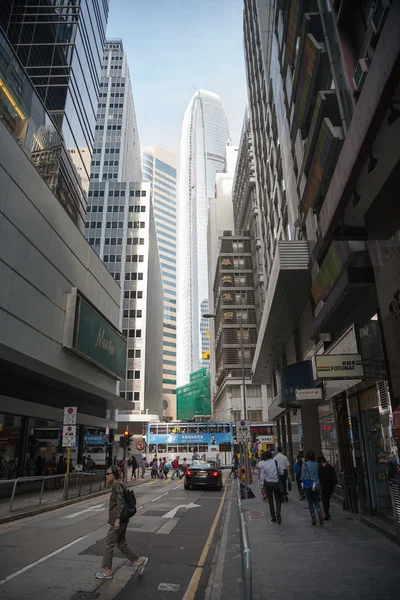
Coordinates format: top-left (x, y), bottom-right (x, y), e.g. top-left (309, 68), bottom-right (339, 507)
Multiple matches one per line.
top-left (293, 451), bottom-right (305, 500)
top-left (301, 450), bottom-right (324, 526)
top-left (96, 466), bottom-right (148, 580)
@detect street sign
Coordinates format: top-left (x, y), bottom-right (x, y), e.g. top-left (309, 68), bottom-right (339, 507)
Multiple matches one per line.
top-left (63, 406), bottom-right (77, 425)
top-left (136, 440), bottom-right (145, 451)
top-left (295, 388), bottom-right (323, 401)
top-left (236, 420), bottom-right (251, 443)
top-left (62, 425), bottom-right (77, 448)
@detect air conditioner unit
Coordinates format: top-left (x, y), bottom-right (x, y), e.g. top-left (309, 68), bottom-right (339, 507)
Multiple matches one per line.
top-left (353, 58), bottom-right (370, 92)
top-left (371, 0), bottom-right (391, 34)
top-left (377, 380), bottom-right (390, 415)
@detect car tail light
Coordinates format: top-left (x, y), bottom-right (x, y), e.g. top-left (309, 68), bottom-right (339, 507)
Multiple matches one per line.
top-left (186, 470), bottom-right (193, 476)
top-left (211, 471), bottom-right (219, 477)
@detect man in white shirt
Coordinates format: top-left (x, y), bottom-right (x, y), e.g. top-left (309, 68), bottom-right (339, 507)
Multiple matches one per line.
top-left (260, 451), bottom-right (284, 523)
top-left (274, 446), bottom-right (290, 502)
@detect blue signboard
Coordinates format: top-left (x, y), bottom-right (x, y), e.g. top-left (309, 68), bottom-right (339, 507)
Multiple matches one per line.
top-left (84, 435), bottom-right (106, 445)
top-left (147, 432), bottom-right (232, 446)
top-left (276, 360), bottom-right (314, 407)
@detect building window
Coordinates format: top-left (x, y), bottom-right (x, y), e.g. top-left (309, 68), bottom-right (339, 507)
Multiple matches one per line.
top-left (134, 392), bottom-right (140, 402)
top-left (247, 410), bottom-right (262, 423)
top-left (232, 410), bottom-right (241, 421)
top-left (135, 349), bottom-right (141, 358)
top-left (246, 385), bottom-right (261, 397)
top-left (128, 329), bottom-right (135, 337)
top-left (136, 329), bottom-right (142, 337)
top-left (123, 310), bottom-right (128, 318)
top-left (137, 310), bottom-right (142, 318)
top-left (231, 386), bottom-right (241, 398)
top-left (127, 370), bottom-right (133, 379)
top-left (134, 370), bottom-right (140, 379)
top-left (128, 349), bottom-right (135, 358)
top-left (127, 392), bottom-right (133, 401)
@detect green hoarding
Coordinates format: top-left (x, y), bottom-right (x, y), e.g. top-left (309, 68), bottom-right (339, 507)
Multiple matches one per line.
top-left (73, 297), bottom-right (127, 380)
top-left (177, 368), bottom-right (211, 420)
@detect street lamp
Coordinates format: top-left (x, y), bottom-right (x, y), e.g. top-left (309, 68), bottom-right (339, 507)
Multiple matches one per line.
top-left (202, 311), bottom-right (250, 496)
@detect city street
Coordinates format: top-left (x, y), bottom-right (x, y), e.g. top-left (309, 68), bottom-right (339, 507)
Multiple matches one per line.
top-left (0, 475), bottom-right (226, 600)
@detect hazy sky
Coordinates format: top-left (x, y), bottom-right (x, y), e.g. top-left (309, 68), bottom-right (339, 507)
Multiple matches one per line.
top-left (107, 0), bottom-right (247, 158)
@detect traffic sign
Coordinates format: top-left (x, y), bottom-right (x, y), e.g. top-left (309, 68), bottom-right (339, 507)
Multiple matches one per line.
top-left (236, 420), bottom-right (251, 443)
top-left (63, 406), bottom-right (77, 425)
top-left (136, 440), bottom-right (145, 451)
top-left (62, 425), bottom-right (77, 448)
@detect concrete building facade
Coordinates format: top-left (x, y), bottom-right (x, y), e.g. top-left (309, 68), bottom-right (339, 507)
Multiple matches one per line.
top-left (143, 147), bottom-right (177, 421)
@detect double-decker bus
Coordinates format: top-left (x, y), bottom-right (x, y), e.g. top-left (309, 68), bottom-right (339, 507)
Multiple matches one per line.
top-left (145, 421), bottom-right (234, 466)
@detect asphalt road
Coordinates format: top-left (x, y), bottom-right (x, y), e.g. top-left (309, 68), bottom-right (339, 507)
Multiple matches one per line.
top-left (0, 474), bottom-right (228, 600)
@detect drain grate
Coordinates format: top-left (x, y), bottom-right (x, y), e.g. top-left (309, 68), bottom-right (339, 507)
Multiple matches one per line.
top-left (128, 522), bottom-right (143, 528)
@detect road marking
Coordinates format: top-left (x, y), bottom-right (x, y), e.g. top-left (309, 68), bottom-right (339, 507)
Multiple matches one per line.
top-left (173, 484), bottom-right (182, 490)
top-left (182, 486), bottom-right (228, 600)
top-left (137, 505), bottom-right (143, 510)
top-left (162, 503), bottom-right (201, 519)
top-left (158, 583), bottom-right (181, 592)
top-left (208, 483), bottom-right (233, 600)
top-left (62, 504), bottom-right (104, 519)
top-left (0, 536), bottom-right (87, 586)
top-left (151, 492), bottom-right (169, 502)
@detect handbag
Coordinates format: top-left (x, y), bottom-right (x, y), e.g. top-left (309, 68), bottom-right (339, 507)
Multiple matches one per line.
top-left (274, 461), bottom-right (285, 496)
top-left (303, 463), bottom-right (317, 491)
top-left (288, 479), bottom-right (292, 492)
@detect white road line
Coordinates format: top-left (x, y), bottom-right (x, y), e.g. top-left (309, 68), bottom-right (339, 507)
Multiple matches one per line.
top-left (63, 504), bottom-right (104, 519)
top-left (151, 492), bottom-right (169, 502)
top-left (137, 505), bottom-right (143, 510)
top-left (173, 484), bottom-right (182, 490)
top-left (0, 536), bottom-right (87, 586)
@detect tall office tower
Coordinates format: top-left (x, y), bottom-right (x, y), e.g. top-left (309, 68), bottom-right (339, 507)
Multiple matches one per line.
top-left (0, 0), bottom-right (109, 228)
top-left (143, 147), bottom-right (177, 421)
top-left (177, 89), bottom-right (230, 386)
top-left (85, 40), bottom-right (163, 418)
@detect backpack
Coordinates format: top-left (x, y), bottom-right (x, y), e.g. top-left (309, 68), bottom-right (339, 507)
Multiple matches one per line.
top-left (119, 484), bottom-right (137, 523)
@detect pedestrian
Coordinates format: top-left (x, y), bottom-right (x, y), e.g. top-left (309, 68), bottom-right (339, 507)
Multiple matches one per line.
top-left (180, 457), bottom-right (188, 479)
top-left (294, 451), bottom-right (305, 500)
top-left (130, 455), bottom-right (138, 480)
top-left (228, 454), bottom-right (238, 478)
top-left (258, 452), bottom-right (268, 501)
top-left (201, 453), bottom-right (206, 461)
top-left (317, 453), bottom-right (337, 521)
top-left (140, 454), bottom-right (146, 479)
top-left (275, 446), bottom-right (290, 502)
top-left (260, 450), bottom-right (284, 523)
top-left (151, 458), bottom-right (159, 479)
top-left (55, 455), bottom-right (65, 489)
top-left (171, 456), bottom-right (180, 480)
top-left (158, 458), bottom-right (165, 479)
top-left (301, 450), bottom-right (324, 526)
top-left (95, 466), bottom-right (148, 580)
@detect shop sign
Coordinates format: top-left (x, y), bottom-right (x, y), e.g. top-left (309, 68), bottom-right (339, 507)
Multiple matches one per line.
top-left (64, 290), bottom-right (127, 380)
top-left (295, 388), bottom-right (323, 401)
top-left (258, 435), bottom-right (274, 444)
top-left (313, 354), bottom-right (364, 379)
top-left (84, 435), bottom-right (105, 445)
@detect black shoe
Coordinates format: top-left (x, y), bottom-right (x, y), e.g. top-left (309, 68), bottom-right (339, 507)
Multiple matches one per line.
top-left (277, 515), bottom-right (282, 524)
top-left (271, 517), bottom-right (277, 523)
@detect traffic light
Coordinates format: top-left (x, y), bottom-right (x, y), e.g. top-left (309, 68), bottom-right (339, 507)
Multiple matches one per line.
top-left (123, 429), bottom-right (133, 449)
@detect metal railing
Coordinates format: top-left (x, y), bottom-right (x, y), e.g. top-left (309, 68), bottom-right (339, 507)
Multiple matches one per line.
top-left (1, 470), bottom-right (107, 513)
top-left (237, 478), bottom-right (252, 599)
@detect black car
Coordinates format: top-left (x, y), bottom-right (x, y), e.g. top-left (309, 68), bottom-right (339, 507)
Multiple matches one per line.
top-left (184, 461), bottom-right (222, 490)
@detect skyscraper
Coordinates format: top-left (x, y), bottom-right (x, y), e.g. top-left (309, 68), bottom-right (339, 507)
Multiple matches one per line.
top-left (143, 146), bottom-right (177, 420)
top-left (85, 40), bottom-right (163, 418)
top-left (0, 0), bottom-right (109, 227)
top-left (177, 89), bottom-right (230, 386)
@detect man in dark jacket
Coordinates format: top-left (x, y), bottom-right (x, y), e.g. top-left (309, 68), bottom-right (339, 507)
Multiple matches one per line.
top-left (317, 454), bottom-right (337, 520)
top-left (96, 466), bottom-right (148, 579)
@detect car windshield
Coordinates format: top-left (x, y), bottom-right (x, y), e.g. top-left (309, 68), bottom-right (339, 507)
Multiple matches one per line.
top-left (192, 461), bottom-right (214, 469)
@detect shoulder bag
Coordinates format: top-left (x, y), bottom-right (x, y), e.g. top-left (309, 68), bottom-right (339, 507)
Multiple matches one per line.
top-left (274, 460), bottom-right (285, 496)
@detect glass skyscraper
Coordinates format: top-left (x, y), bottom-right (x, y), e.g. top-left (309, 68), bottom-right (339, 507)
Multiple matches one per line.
top-left (143, 146), bottom-right (177, 420)
top-left (0, 0), bottom-right (109, 227)
top-left (177, 89), bottom-right (230, 386)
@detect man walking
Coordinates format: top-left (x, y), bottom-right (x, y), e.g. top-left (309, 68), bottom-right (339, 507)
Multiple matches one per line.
top-left (260, 451), bottom-right (284, 524)
top-left (140, 454), bottom-right (146, 479)
top-left (275, 445), bottom-right (290, 502)
top-left (95, 466), bottom-right (148, 579)
top-left (171, 456), bottom-right (180, 480)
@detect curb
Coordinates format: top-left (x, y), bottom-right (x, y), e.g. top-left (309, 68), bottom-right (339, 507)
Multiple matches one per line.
top-left (0, 478), bottom-right (148, 525)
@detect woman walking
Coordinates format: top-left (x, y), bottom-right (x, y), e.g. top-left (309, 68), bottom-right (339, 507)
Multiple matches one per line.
top-left (130, 455), bottom-right (138, 480)
top-left (301, 450), bottom-right (324, 526)
top-left (95, 466), bottom-right (147, 579)
top-left (317, 454), bottom-right (337, 520)
top-left (294, 452), bottom-right (305, 500)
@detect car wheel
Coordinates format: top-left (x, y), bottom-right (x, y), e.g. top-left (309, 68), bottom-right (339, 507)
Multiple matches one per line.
top-left (184, 483), bottom-right (190, 490)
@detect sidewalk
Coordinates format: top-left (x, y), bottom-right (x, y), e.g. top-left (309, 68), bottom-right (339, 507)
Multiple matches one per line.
top-left (0, 474), bottom-right (149, 524)
top-left (211, 480), bottom-right (400, 600)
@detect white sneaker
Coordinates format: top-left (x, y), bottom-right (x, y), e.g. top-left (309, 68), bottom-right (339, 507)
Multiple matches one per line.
top-left (136, 556), bottom-right (148, 577)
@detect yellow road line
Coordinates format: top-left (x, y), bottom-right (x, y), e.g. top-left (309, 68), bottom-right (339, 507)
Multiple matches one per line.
top-left (182, 484), bottom-right (228, 600)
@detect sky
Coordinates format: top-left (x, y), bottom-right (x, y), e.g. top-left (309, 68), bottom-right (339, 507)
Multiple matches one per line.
top-left (107, 0), bottom-right (248, 158)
